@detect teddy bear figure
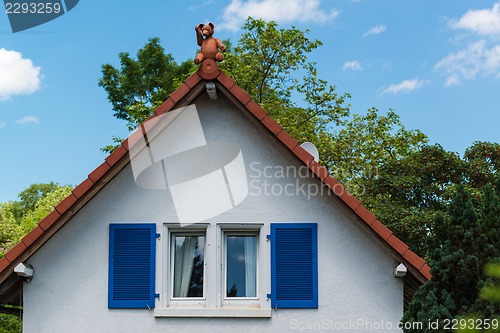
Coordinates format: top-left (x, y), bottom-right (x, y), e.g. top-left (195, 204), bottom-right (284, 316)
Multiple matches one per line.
top-left (194, 22), bottom-right (226, 64)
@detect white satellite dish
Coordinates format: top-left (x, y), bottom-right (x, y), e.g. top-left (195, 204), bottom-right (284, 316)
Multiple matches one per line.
top-left (300, 142), bottom-right (319, 162)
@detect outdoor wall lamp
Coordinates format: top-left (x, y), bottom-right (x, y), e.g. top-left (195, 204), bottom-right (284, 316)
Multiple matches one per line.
top-left (14, 262), bottom-right (34, 282)
top-left (394, 263), bottom-right (407, 278)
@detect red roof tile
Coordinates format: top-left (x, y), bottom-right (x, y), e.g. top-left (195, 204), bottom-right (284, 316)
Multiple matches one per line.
top-left (261, 116), bottom-right (283, 135)
top-left (21, 227), bottom-right (44, 248)
top-left (277, 130), bottom-right (299, 151)
top-left (122, 127), bottom-right (145, 151)
top-left (185, 72), bottom-right (202, 88)
top-left (386, 234), bottom-right (409, 256)
top-left (154, 98), bottom-right (175, 117)
top-left (55, 193), bottom-right (77, 215)
top-left (105, 145), bottom-right (128, 167)
top-left (169, 84), bottom-right (190, 103)
top-left (403, 250), bottom-right (426, 270)
top-left (230, 85), bottom-right (252, 106)
top-left (38, 210), bottom-right (61, 231)
top-left (309, 161), bottom-right (329, 181)
top-left (293, 145), bottom-right (314, 165)
top-left (354, 205), bottom-right (377, 226)
top-left (72, 178), bottom-right (94, 199)
top-left (217, 71), bottom-right (236, 90)
top-left (0, 63), bottom-right (430, 301)
top-left (0, 258), bottom-right (9, 272)
top-left (420, 264), bottom-right (432, 280)
top-left (88, 162), bottom-right (111, 183)
top-left (246, 100), bottom-right (267, 120)
top-left (3, 242), bottom-right (27, 263)
top-left (339, 191), bottom-right (362, 211)
top-left (198, 59), bottom-right (221, 80)
top-left (323, 176), bottom-right (345, 196)
top-left (371, 219), bottom-right (393, 241)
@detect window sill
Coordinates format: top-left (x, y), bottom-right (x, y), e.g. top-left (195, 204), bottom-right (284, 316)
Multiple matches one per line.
top-left (154, 307), bottom-right (272, 318)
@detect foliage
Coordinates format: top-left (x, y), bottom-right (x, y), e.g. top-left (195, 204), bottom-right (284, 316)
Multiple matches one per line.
top-left (20, 186), bottom-right (73, 232)
top-left (329, 108), bottom-right (428, 195)
top-left (0, 183), bottom-right (72, 331)
top-left (481, 264), bottom-right (500, 303)
top-left (402, 181), bottom-right (500, 332)
top-left (220, 18), bottom-right (322, 107)
top-left (8, 182), bottom-right (61, 221)
top-left (464, 141), bottom-right (500, 189)
top-left (0, 313), bottom-right (22, 333)
top-left (363, 144), bottom-right (463, 256)
top-left (98, 37), bottom-right (196, 133)
top-left (221, 18), bottom-right (351, 170)
top-left (455, 264), bottom-right (500, 333)
top-left (97, 17), bottom-right (498, 262)
top-left (0, 204), bottom-right (22, 256)
top-left (0, 183), bottom-right (72, 258)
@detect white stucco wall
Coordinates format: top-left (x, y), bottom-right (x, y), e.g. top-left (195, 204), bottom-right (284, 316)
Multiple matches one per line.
top-left (23, 94), bottom-right (404, 333)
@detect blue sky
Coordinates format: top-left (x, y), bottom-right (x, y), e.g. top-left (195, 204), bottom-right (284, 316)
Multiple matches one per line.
top-left (1, 0), bottom-right (500, 202)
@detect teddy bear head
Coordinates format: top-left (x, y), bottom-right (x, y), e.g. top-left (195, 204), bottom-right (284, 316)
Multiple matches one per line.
top-left (199, 22), bottom-right (214, 37)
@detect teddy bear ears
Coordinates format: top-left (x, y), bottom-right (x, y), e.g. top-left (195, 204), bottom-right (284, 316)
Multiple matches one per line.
top-left (198, 22), bottom-right (215, 29)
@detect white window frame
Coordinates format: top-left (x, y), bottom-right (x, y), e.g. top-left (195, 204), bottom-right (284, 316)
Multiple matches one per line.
top-left (160, 223), bottom-right (209, 308)
top-left (169, 231), bottom-right (206, 303)
top-left (221, 229), bottom-right (260, 306)
top-left (155, 222), bottom-right (271, 317)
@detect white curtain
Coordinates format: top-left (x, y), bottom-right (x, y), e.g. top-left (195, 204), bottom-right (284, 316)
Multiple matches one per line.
top-left (173, 237), bottom-right (197, 297)
top-left (244, 237), bottom-right (257, 297)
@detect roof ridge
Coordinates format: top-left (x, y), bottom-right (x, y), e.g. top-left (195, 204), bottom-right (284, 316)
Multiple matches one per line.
top-left (0, 60), bottom-right (430, 297)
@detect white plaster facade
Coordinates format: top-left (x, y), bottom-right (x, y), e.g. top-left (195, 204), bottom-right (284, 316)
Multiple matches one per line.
top-left (23, 94), bottom-right (404, 333)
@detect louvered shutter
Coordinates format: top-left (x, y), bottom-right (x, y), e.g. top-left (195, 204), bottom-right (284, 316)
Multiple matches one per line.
top-left (108, 224), bottom-right (156, 309)
top-left (270, 223), bottom-right (318, 309)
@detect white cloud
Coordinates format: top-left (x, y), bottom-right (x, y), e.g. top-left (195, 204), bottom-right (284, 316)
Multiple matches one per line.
top-left (444, 74), bottom-right (461, 87)
top-left (219, 0), bottom-right (339, 32)
top-left (189, 0), bottom-right (214, 11)
top-left (0, 121), bottom-right (5, 129)
top-left (343, 60), bottom-right (363, 71)
top-left (16, 116), bottom-right (39, 125)
top-left (382, 78), bottom-right (428, 94)
top-left (0, 49), bottom-right (42, 101)
top-left (450, 3), bottom-right (500, 35)
top-left (363, 24), bottom-right (386, 37)
top-left (435, 40), bottom-right (500, 86)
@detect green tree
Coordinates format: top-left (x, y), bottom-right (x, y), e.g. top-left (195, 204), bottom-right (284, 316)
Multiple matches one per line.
top-left (98, 37), bottom-right (196, 133)
top-left (402, 181), bottom-right (500, 332)
top-left (20, 186), bottom-right (73, 232)
top-left (0, 204), bottom-right (22, 257)
top-left (8, 182), bottom-right (61, 220)
top-left (97, 18), bottom-right (499, 270)
top-left (481, 263), bottom-right (500, 303)
top-left (99, 18), bottom-right (352, 160)
top-left (328, 108), bottom-right (428, 195)
top-left (457, 263), bottom-right (500, 333)
top-left (0, 313), bottom-right (22, 333)
top-left (361, 141), bottom-right (499, 258)
top-left (220, 18), bottom-right (351, 169)
top-left (0, 183), bottom-right (71, 333)
top-left (220, 18), bottom-right (322, 107)
top-left (0, 183), bottom-right (72, 258)
top-left (463, 141), bottom-right (500, 189)
top-left (363, 144), bottom-right (463, 256)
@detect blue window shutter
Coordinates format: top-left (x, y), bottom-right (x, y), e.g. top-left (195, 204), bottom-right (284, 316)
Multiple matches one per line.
top-left (270, 223), bottom-right (318, 309)
top-left (108, 224), bottom-right (156, 309)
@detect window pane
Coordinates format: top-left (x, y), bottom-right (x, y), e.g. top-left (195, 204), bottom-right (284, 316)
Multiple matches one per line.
top-left (226, 235), bottom-right (257, 297)
top-left (173, 235), bottom-right (204, 298)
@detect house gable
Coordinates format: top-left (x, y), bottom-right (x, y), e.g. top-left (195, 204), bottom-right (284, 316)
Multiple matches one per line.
top-left (0, 60), bottom-right (430, 311)
top-left (17, 91), bottom-right (404, 330)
